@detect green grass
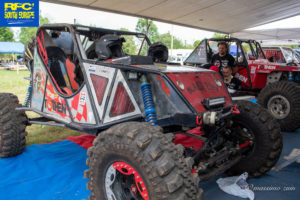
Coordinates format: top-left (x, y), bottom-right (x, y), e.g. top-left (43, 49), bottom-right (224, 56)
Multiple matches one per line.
top-left (0, 69), bottom-right (81, 146)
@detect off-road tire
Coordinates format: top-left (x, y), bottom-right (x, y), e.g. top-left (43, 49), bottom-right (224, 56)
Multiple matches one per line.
top-left (227, 101), bottom-right (282, 177)
top-left (257, 81), bottom-right (300, 131)
top-left (0, 93), bottom-right (28, 157)
top-left (85, 122), bottom-right (202, 200)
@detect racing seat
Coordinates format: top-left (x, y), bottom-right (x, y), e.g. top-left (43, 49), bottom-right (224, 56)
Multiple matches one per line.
top-left (46, 46), bottom-right (79, 95)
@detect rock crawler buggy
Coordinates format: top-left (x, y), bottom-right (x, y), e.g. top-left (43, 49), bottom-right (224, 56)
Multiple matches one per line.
top-left (0, 24), bottom-right (282, 200)
top-left (185, 37), bottom-right (300, 131)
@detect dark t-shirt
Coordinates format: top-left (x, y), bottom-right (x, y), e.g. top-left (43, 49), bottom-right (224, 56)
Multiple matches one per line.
top-left (211, 53), bottom-right (235, 72)
top-left (225, 77), bottom-right (240, 90)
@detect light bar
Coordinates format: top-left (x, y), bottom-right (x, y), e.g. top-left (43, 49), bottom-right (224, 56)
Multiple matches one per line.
top-left (202, 96), bottom-right (226, 109)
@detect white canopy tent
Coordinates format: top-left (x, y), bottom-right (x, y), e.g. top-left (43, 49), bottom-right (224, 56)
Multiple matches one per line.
top-left (42, 0), bottom-right (300, 34)
top-left (258, 40), bottom-right (300, 46)
top-left (231, 28), bottom-right (300, 46)
top-left (232, 28), bottom-right (300, 40)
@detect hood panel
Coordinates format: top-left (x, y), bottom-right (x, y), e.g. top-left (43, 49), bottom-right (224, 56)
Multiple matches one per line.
top-left (167, 71), bottom-right (232, 113)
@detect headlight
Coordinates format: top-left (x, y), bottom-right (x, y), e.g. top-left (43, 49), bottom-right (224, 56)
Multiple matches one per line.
top-left (202, 96), bottom-right (226, 109)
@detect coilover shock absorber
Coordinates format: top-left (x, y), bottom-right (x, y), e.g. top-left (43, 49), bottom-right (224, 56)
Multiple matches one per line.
top-left (140, 75), bottom-right (157, 125)
top-left (24, 60), bottom-right (33, 107)
top-left (288, 72), bottom-right (293, 81)
top-left (24, 80), bottom-right (32, 107)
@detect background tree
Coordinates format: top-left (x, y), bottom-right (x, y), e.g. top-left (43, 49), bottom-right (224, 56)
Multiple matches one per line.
top-left (19, 15), bottom-right (50, 44)
top-left (158, 32), bottom-right (185, 49)
top-left (0, 27), bottom-right (14, 42)
top-left (213, 33), bottom-right (226, 38)
top-left (135, 18), bottom-right (159, 43)
top-left (135, 18), bottom-right (160, 55)
top-left (183, 43), bottom-right (194, 49)
top-left (120, 28), bottom-right (137, 55)
top-left (193, 40), bottom-right (201, 48)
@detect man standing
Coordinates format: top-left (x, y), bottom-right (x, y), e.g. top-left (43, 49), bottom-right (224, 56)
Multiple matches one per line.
top-left (211, 42), bottom-right (237, 74)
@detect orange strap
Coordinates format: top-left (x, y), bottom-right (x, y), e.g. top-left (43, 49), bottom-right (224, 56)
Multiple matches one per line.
top-left (63, 87), bottom-right (73, 95)
top-left (66, 58), bottom-right (79, 90)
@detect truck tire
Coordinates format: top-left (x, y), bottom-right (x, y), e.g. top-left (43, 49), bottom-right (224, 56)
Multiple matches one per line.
top-left (0, 93), bottom-right (28, 158)
top-left (85, 122), bottom-right (202, 200)
top-left (227, 101), bottom-right (282, 177)
top-left (257, 81), bottom-right (300, 131)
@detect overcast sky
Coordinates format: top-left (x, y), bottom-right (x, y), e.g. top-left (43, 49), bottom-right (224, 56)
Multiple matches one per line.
top-left (12, 2), bottom-right (300, 44)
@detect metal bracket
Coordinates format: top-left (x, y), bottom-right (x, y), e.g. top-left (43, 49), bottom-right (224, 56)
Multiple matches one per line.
top-left (28, 120), bottom-right (66, 127)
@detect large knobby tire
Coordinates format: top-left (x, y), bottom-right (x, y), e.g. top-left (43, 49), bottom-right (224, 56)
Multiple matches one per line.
top-left (227, 101), bottom-right (282, 177)
top-left (0, 93), bottom-right (28, 157)
top-left (85, 122), bottom-right (202, 200)
top-left (257, 81), bottom-right (300, 131)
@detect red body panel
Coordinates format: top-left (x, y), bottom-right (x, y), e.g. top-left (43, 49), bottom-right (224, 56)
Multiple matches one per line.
top-left (246, 59), bottom-right (300, 89)
top-left (235, 66), bottom-right (250, 87)
top-left (167, 71), bottom-right (232, 113)
top-left (90, 74), bottom-right (108, 105)
top-left (109, 83), bottom-right (135, 117)
top-left (71, 92), bottom-right (88, 122)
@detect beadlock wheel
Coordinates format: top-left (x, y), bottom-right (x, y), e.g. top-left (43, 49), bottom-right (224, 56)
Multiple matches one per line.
top-left (85, 122), bottom-right (202, 200)
top-left (257, 81), bottom-right (300, 131)
top-left (267, 95), bottom-right (290, 119)
top-left (105, 161), bottom-right (149, 200)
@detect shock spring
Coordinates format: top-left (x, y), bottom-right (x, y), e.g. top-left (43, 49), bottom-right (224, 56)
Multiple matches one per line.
top-left (141, 77), bottom-right (157, 125)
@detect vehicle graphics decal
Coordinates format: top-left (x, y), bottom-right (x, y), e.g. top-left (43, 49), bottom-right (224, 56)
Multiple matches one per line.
top-left (70, 92), bottom-right (87, 122)
top-left (44, 79), bottom-right (70, 121)
top-left (68, 86), bottom-right (96, 124)
top-left (31, 49), bottom-right (46, 110)
top-left (157, 75), bottom-right (171, 97)
top-left (264, 65), bottom-right (276, 70)
top-left (235, 73), bottom-right (248, 84)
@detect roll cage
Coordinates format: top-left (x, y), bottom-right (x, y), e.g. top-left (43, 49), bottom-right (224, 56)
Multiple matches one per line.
top-left (184, 37), bottom-right (267, 66)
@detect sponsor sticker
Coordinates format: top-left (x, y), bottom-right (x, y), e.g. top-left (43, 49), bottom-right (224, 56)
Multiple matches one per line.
top-left (235, 73), bottom-right (248, 83)
top-left (88, 65), bottom-right (96, 72)
top-left (79, 92), bottom-right (86, 106)
top-left (1, 0), bottom-right (39, 27)
top-left (264, 65), bottom-right (276, 70)
top-left (251, 66), bottom-right (256, 74)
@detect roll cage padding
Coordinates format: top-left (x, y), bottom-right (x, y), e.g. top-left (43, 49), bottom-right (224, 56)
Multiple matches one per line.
top-left (37, 30), bottom-right (48, 66)
top-left (66, 58), bottom-right (79, 90)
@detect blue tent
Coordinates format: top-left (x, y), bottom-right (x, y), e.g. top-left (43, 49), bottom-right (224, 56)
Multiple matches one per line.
top-left (0, 42), bottom-right (24, 54)
top-left (230, 45), bottom-right (252, 56)
top-left (230, 45), bottom-right (239, 56)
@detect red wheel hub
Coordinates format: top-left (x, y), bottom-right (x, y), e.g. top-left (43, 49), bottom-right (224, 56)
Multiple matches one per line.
top-left (112, 161), bottom-right (149, 200)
